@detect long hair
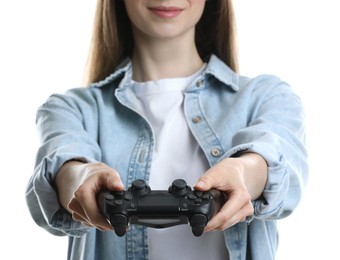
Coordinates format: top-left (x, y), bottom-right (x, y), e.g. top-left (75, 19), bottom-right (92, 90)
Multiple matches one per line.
top-left (84, 0), bottom-right (239, 85)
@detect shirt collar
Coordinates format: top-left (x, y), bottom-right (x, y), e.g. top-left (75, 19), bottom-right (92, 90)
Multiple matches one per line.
top-left (89, 59), bottom-right (132, 89)
top-left (203, 55), bottom-right (239, 91)
top-left (90, 55), bottom-right (239, 91)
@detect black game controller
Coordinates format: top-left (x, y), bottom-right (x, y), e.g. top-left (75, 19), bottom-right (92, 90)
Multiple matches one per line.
top-left (99, 179), bottom-right (225, 237)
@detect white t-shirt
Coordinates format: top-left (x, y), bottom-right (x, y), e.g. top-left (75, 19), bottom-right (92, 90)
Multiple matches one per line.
top-left (130, 67), bottom-right (229, 260)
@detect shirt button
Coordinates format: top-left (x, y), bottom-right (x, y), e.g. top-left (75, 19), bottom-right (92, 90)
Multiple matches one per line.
top-left (192, 116), bottom-right (202, 124)
top-left (196, 79), bottom-right (203, 88)
top-left (211, 148), bottom-right (221, 157)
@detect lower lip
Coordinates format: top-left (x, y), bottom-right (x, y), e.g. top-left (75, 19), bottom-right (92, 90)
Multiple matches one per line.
top-left (149, 9), bottom-right (182, 19)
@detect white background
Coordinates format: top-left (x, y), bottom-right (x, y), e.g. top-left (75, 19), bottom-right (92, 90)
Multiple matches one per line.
top-left (0, 1), bottom-right (339, 259)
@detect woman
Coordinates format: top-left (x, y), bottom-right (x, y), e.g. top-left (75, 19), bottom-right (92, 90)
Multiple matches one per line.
top-left (26, 0), bottom-right (308, 259)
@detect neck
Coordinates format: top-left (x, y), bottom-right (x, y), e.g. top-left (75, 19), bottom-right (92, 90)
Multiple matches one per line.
top-left (131, 31), bottom-right (203, 82)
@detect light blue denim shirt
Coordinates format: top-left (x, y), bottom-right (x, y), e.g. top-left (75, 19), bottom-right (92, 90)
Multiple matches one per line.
top-left (26, 55), bottom-right (308, 260)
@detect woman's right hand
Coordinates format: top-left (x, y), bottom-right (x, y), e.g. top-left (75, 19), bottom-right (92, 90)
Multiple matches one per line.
top-left (55, 161), bottom-right (125, 231)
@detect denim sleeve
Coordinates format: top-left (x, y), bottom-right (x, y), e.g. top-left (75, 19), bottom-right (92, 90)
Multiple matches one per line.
top-left (25, 90), bottom-right (101, 236)
top-left (226, 77), bottom-right (308, 220)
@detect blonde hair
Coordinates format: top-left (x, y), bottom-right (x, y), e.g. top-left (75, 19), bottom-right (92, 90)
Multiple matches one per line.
top-left (84, 0), bottom-right (239, 85)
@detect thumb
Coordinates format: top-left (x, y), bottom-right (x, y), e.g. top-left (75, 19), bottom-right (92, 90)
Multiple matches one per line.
top-left (194, 172), bottom-right (215, 191)
top-left (105, 172), bottom-right (125, 191)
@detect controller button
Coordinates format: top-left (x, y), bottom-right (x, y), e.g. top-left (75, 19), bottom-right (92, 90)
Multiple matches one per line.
top-left (105, 194), bottom-right (115, 201)
top-left (172, 179), bottom-right (187, 190)
top-left (132, 179), bottom-right (147, 190)
top-left (110, 191), bottom-right (124, 199)
top-left (124, 192), bottom-right (133, 201)
top-left (130, 179), bottom-right (151, 196)
top-left (182, 202), bottom-right (188, 209)
top-left (114, 199), bottom-right (124, 205)
top-left (195, 191), bottom-right (203, 197)
top-left (202, 194), bottom-right (211, 200)
top-left (169, 179), bottom-right (190, 196)
top-left (195, 198), bottom-right (203, 204)
top-left (188, 194), bottom-right (197, 200)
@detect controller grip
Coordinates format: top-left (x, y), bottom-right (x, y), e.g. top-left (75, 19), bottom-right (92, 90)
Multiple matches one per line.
top-left (97, 191), bottom-right (106, 213)
top-left (97, 190), bottom-right (129, 236)
top-left (208, 189), bottom-right (227, 215)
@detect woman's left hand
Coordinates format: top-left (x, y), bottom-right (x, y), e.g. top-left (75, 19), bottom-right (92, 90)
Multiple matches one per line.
top-left (194, 153), bottom-right (267, 232)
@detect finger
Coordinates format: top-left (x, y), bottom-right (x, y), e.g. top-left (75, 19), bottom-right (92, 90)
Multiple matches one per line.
top-left (70, 201), bottom-right (113, 231)
top-left (72, 212), bottom-right (112, 231)
top-left (89, 173), bottom-right (124, 227)
top-left (105, 172), bottom-right (125, 191)
top-left (74, 186), bottom-right (113, 230)
top-left (206, 202), bottom-right (253, 231)
top-left (72, 211), bottom-right (89, 223)
top-left (194, 165), bottom-right (228, 191)
top-left (69, 166), bottom-right (123, 230)
top-left (68, 198), bottom-right (98, 226)
top-left (205, 190), bottom-right (253, 231)
top-left (69, 185), bottom-right (112, 230)
top-left (81, 221), bottom-right (94, 228)
top-left (219, 203), bottom-right (253, 229)
top-left (68, 197), bottom-right (87, 220)
top-left (194, 172), bottom-right (216, 191)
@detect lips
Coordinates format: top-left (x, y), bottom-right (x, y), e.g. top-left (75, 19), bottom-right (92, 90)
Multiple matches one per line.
top-left (148, 6), bottom-right (183, 19)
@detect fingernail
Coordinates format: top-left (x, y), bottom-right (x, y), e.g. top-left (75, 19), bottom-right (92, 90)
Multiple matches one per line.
top-left (195, 181), bottom-right (205, 189)
top-left (112, 181), bottom-right (124, 189)
top-left (118, 181), bottom-right (125, 188)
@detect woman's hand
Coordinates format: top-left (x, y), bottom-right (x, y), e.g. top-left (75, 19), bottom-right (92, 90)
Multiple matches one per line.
top-left (55, 161), bottom-right (124, 231)
top-left (194, 153), bottom-right (268, 232)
